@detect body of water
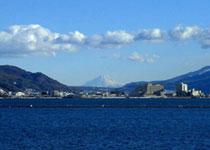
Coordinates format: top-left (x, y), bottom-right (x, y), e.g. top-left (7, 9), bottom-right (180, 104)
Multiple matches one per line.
top-left (1, 98), bottom-right (210, 149)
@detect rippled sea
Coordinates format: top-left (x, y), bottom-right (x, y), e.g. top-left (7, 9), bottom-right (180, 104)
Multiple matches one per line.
top-left (1, 98), bottom-right (210, 149)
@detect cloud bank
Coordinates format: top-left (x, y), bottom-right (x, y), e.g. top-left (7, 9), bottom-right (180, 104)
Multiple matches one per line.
top-left (128, 52), bottom-right (159, 63)
top-left (169, 25), bottom-right (210, 49)
top-left (0, 24), bottom-right (210, 57)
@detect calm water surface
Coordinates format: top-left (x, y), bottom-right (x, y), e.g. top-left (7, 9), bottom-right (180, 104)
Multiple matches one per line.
top-left (1, 98), bottom-right (210, 149)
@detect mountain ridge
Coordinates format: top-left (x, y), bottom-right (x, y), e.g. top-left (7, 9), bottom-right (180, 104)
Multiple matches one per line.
top-left (0, 65), bottom-right (70, 92)
top-left (122, 66), bottom-right (210, 94)
top-left (1, 65), bottom-right (210, 94)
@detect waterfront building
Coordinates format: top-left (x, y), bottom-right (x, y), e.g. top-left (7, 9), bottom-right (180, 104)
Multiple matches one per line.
top-left (176, 82), bottom-right (188, 92)
top-left (0, 88), bottom-right (8, 97)
top-left (190, 88), bottom-right (205, 97)
top-left (41, 91), bottom-right (49, 97)
top-left (8, 91), bottom-right (13, 97)
top-left (53, 90), bottom-right (62, 97)
top-left (176, 82), bottom-right (189, 97)
top-left (15, 92), bottom-right (26, 97)
top-left (52, 90), bottom-right (74, 97)
top-left (130, 83), bottom-right (164, 97)
top-left (63, 92), bottom-right (75, 98)
top-left (109, 91), bottom-right (125, 97)
top-left (164, 90), bottom-right (176, 97)
top-left (24, 89), bottom-right (40, 97)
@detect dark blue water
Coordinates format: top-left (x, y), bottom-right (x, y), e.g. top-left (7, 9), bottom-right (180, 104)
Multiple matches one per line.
top-left (1, 98), bottom-right (210, 149)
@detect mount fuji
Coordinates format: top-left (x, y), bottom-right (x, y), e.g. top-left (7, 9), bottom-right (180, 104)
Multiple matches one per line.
top-left (84, 75), bottom-right (122, 88)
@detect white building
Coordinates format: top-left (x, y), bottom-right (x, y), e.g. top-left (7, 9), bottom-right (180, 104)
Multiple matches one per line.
top-left (0, 88), bottom-right (7, 96)
top-left (176, 82), bottom-right (189, 96)
top-left (52, 90), bottom-right (69, 97)
top-left (15, 92), bottom-right (26, 97)
top-left (190, 88), bottom-right (204, 97)
top-left (177, 82), bottom-right (188, 92)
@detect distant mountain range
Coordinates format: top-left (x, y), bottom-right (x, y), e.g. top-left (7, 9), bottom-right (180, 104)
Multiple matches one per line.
top-left (84, 75), bottom-right (122, 88)
top-left (121, 66), bottom-right (210, 94)
top-left (1, 65), bottom-right (210, 94)
top-left (0, 65), bottom-right (69, 92)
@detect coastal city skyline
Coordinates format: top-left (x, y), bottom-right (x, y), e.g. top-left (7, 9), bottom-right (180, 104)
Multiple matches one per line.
top-left (1, 0), bottom-right (210, 86)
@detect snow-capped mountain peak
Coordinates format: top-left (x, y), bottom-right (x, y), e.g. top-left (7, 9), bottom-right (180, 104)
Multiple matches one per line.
top-left (84, 75), bottom-right (122, 87)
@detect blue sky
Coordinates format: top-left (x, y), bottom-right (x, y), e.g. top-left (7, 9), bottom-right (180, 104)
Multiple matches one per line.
top-left (0, 0), bottom-right (210, 85)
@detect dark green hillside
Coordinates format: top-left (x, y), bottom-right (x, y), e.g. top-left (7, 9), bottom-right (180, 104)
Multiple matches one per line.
top-left (0, 65), bottom-right (69, 92)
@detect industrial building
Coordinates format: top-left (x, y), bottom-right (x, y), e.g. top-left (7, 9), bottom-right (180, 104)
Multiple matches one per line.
top-left (130, 83), bottom-right (164, 97)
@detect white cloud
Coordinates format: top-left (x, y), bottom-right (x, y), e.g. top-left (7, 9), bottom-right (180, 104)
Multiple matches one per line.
top-left (128, 52), bottom-right (145, 62)
top-left (0, 24), bottom-right (78, 57)
top-left (105, 31), bottom-right (134, 44)
top-left (145, 54), bottom-right (160, 63)
top-left (85, 31), bottom-right (134, 48)
top-left (128, 52), bottom-right (159, 63)
top-left (135, 28), bottom-right (165, 41)
top-left (170, 25), bottom-right (202, 40)
top-left (55, 31), bottom-right (86, 44)
top-left (1, 24), bottom-right (210, 57)
top-left (0, 24), bottom-right (166, 57)
top-left (199, 29), bottom-right (210, 49)
top-left (171, 26), bottom-right (210, 49)
top-left (169, 25), bottom-right (210, 49)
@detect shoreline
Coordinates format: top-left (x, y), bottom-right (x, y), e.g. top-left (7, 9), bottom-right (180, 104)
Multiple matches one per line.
top-left (0, 96), bottom-right (209, 100)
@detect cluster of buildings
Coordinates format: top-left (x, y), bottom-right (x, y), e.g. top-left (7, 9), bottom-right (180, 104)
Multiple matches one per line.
top-left (0, 82), bottom-right (207, 99)
top-left (77, 91), bottom-right (126, 98)
top-left (129, 82), bottom-right (205, 98)
top-left (0, 88), bottom-right (126, 99)
top-left (0, 88), bottom-right (75, 98)
top-left (176, 82), bottom-right (205, 98)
